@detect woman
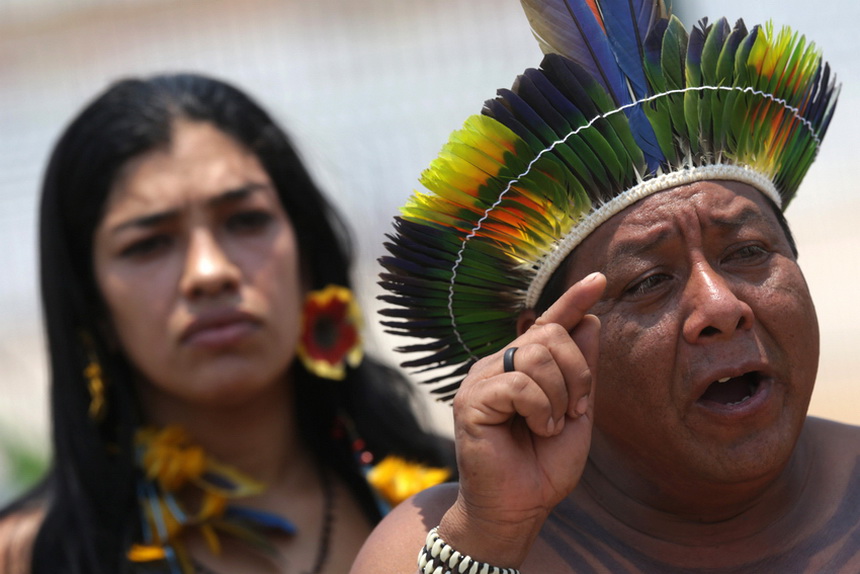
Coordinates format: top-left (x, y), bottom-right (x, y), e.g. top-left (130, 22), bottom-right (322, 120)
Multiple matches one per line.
top-left (0, 73), bottom-right (453, 574)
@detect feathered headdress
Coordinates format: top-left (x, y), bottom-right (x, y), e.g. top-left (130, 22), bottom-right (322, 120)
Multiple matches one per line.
top-left (379, 0), bottom-right (839, 401)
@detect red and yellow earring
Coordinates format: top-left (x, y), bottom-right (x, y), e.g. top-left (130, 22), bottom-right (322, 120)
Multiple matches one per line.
top-left (296, 285), bottom-right (363, 380)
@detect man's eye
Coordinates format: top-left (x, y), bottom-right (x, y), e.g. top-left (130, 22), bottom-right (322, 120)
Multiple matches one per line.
top-left (119, 235), bottom-right (172, 258)
top-left (227, 210), bottom-right (273, 232)
top-left (726, 244), bottom-right (768, 263)
top-left (626, 273), bottom-right (670, 297)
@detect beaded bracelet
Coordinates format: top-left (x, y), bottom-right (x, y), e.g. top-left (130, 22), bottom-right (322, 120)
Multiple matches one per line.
top-left (417, 526), bottom-right (521, 574)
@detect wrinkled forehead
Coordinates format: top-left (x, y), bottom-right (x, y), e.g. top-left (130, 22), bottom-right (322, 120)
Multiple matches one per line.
top-left (561, 180), bottom-right (785, 276)
top-left (596, 179), bottom-right (777, 240)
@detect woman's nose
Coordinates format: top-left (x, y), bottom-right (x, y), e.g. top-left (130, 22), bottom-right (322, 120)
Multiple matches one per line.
top-left (179, 229), bottom-right (240, 300)
top-left (682, 262), bottom-right (754, 344)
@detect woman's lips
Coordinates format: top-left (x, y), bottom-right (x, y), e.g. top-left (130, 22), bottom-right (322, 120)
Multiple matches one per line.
top-left (181, 310), bottom-right (259, 349)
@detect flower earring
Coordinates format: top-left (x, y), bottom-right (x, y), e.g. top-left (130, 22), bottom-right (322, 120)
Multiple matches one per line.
top-left (296, 285), bottom-right (364, 380)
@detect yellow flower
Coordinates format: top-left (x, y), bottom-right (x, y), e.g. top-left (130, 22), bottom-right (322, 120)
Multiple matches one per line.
top-left (129, 425), bottom-right (279, 571)
top-left (195, 492), bottom-right (228, 522)
top-left (367, 455), bottom-right (451, 508)
top-left (137, 426), bottom-right (207, 491)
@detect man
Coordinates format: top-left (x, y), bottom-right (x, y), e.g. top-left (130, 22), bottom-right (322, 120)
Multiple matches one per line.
top-left (353, 0), bottom-right (858, 572)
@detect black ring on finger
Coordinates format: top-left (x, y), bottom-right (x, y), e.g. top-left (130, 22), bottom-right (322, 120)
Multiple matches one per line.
top-left (503, 347), bottom-right (518, 373)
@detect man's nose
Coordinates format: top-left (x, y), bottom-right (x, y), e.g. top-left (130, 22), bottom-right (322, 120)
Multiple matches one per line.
top-left (682, 261), bottom-right (754, 344)
top-left (179, 229), bottom-right (240, 300)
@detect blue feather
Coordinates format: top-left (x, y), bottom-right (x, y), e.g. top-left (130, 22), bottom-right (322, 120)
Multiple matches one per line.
top-left (643, 18), bottom-right (669, 92)
top-left (517, 68), bottom-right (576, 136)
top-left (600, 0), bottom-right (663, 99)
top-left (598, 0), bottom-right (667, 169)
top-left (520, 0), bottom-right (628, 105)
top-left (225, 506), bottom-right (298, 536)
top-left (627, 107), bottom-right (664, 170)
top-left (496, 88), bottom-right (561, 147)
top-left (522, 0), bottom-right (666, 170)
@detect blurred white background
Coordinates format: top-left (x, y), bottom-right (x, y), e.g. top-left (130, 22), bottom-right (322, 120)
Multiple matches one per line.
top-left (0, 0), bottom-right (857, 504)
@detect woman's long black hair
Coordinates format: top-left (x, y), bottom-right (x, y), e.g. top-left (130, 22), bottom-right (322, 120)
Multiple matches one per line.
top-left (1, 73), bottom-right (453, 573)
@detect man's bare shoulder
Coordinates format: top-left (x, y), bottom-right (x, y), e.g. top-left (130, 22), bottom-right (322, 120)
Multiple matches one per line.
top-left (806, 416), bottom-right (860, 435)
top-left (351, 482), bottom-right (458, 573)
top-left (0, 503), bottom-right (45, 574)
top-left (805, 416), bottom-right (860, 454)
top-left (803, 416), bottom-right (860, 504)
top-left (795, 417), bottom-right (860, 571)
top-left (521, 419), bottom-right (860, 573)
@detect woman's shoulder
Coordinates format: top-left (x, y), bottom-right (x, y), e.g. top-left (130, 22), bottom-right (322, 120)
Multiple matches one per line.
top-left (0, 502), bottom-right (45, 574)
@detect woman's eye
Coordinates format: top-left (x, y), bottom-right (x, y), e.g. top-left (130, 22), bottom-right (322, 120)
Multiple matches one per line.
top-left (227, 210), bottom-right (273, 233)
top-left (119, 235), bottom-right (172, 258)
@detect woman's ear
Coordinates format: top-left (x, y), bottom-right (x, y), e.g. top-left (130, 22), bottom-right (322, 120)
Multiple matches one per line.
top-left (516, 308), bottom-right (538, 337)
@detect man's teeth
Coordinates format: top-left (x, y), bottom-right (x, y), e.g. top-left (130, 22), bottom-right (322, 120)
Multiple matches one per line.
top-left (726, 394), bottom-right (752, 406)
top-left (713, 376), bottom-right (755, 406)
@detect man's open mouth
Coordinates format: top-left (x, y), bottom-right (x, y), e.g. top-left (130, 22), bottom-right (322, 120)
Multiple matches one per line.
top-left (698, 372), bottom-right (762, 406)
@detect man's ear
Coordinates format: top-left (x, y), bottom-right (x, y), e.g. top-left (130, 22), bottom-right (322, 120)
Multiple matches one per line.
top-left (516, 308), bottom-right (538, 336)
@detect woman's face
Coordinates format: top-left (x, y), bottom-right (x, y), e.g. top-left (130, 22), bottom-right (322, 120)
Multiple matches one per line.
top-left (92, 120), bottom-right (303, 409)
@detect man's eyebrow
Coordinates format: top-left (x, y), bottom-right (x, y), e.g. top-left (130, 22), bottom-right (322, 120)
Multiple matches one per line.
top-left (110, 183), bottom-right (271, 234)
top-left (605, 227), bottom-right (672, 262)
top-left (708, 206), bottom-right (767, 230)
top-left (601, 206), bottom-right (768, 268)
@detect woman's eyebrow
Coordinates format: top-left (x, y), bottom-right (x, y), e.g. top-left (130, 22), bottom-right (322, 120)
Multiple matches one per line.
top-left (109, 183), bottom-right (273, 235)
top-left (111, 209), bottom-right (178, 234)
top-left (206, 182), bottom-right (270, 208)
